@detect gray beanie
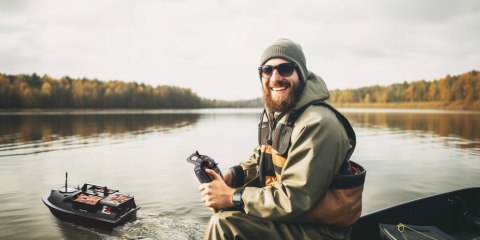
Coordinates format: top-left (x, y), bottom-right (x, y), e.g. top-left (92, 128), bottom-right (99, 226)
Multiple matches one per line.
top-left (260, 38), bottom-right (308, 82)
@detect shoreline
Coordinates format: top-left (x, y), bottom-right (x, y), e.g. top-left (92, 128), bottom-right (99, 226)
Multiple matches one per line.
top-left (1, 100), bottom-right (480, 113)
top-left (330, 100), bottom-right (480, 111)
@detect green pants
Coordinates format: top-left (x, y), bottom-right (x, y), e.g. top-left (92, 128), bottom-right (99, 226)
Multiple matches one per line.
top-left (204, 210), bottom-right (351, 240)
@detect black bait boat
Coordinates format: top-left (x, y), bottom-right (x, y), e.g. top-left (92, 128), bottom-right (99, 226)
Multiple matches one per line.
top-left (351, 187), bottom-right (480, 240)
top-left (42, 173), bottom-right (140, 229)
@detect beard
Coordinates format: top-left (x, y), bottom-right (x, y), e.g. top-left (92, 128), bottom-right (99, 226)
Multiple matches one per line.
top-left (262, 80), bottom-right (304, 113)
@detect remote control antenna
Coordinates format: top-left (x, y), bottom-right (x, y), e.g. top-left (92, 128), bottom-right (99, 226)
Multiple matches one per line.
top-left (65, 172), bottom-right (68, 192)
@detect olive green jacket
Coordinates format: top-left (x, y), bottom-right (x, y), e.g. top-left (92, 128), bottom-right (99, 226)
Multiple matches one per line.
top-left (239, 71), bottom-right (352, 222)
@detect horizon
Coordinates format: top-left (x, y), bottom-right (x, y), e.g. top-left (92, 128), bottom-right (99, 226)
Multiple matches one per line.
top-left (2, 67), bottom-right (478, 102)
top-left (1, 0), bottom-right (479, 100)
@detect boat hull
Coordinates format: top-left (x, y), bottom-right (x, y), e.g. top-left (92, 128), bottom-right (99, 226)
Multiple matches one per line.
top-left (42, 184), bottom-right (140, 230)
top-left (351, 187), bottom-right (480, 240)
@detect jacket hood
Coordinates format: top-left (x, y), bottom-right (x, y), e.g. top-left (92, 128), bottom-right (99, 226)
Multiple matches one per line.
top-left (292, 71), bottom-right (330, 111)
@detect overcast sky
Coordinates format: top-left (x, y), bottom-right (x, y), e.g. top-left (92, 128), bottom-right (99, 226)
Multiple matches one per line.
top-left (1, 0), bottom-right (479, 100)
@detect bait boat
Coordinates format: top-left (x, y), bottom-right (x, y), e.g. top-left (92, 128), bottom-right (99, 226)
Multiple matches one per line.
top-left (42, 173), bottom-right (140, 229)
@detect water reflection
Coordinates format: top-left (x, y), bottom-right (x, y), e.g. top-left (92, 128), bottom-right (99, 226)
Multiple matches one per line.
top-left (341, 110), bottom-right (480, 213)
top-left (0, 109), bottom-right (479, 239)
top-left (344, 111), bottom-right (480, 149)
top-left (0, 113), bottom-right (200, 157)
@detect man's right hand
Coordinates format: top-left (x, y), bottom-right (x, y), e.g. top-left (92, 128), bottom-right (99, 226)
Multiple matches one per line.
top-left (199, 169), bottom-right (235, 209)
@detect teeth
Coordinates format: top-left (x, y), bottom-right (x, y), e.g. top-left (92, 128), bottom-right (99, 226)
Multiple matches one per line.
top-left (272, 87), bottom-right (287, 91)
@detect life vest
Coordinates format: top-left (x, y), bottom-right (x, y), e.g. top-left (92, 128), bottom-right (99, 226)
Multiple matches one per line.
top-left (257, 100), bottom-right (366, 226)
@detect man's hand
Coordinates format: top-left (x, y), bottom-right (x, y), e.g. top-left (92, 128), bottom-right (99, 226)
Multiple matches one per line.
top-left (199, 169), bottom-right (236, 209)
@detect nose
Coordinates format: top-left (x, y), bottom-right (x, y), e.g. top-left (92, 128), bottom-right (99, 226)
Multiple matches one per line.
top-left (269, 68), bottom-right (283, 82)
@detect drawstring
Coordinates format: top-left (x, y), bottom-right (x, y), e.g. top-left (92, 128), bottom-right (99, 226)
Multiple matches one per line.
top-left (397, 223), bottom-right (439, 240)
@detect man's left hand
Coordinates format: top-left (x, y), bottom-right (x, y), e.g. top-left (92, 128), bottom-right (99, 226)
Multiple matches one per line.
top-left (199, 169), bottom-right (236, 209)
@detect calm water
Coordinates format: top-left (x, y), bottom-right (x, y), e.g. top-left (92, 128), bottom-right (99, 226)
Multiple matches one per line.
top-left (0, 108), bottom-right (479, 240)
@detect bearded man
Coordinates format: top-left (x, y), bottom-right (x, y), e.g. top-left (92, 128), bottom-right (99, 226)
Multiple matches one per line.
top-left (198, 38), bottom-right (364, 240)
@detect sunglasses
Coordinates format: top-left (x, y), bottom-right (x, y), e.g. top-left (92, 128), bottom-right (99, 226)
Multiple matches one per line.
top-left (258, 63), bottom-right (297, 79)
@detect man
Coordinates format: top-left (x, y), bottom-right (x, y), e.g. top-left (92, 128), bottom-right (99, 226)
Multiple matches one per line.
top-left (199, 38), bottom-right (364, 240)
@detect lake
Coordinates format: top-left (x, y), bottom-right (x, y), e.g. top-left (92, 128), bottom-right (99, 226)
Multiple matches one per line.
top-left (0, 108), bottom-right (479, 240)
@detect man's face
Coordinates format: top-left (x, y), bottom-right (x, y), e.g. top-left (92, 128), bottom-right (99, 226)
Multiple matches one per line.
top-left (261, 58), bottom-right (304, 112)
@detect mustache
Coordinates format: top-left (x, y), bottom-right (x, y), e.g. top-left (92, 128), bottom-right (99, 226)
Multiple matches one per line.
top-left (268, 81), bottom-right (290, 88)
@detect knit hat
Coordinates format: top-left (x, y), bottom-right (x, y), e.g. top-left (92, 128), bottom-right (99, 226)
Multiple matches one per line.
top-left (260, 38), bottom-right (308, 82)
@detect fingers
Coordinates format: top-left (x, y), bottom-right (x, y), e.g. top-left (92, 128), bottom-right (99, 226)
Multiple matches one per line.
top-left (199, 186), bottom-right (208, 205)
top-left (199, 183), bottom-right (213, 198)
top-left (201, 192), bottom-right (212, 206)
top-left (199, 183), bottom-right (208, 204)
top-left (198, 173), bottom-right (225, 208)
top-left (199, 182), bottom-right (215, 207)
top-left (198, 183), bottom-right (207, 192)
top-left (204, 168), bottom-right (221, 180)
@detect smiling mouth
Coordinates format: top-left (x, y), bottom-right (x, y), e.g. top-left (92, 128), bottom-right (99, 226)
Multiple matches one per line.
top-left (271, 86), bottom-right (288, 92)
top-left (269, 82), bottom-right (290, 92)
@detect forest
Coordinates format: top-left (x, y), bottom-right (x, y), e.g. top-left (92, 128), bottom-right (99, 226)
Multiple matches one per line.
top-left (0, 70), bottom-right (479, 110)
top-left (329, 70), bottom-right (480, 110)
top-left (0, 73), bottom-right (260, 109)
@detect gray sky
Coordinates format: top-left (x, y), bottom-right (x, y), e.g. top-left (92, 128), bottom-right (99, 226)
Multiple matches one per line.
top-left (1, 0), bottom-right (479, 100)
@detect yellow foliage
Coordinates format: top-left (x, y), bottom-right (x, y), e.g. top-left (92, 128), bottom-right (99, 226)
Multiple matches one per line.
top-left (41, 82), bottom-right (52, 95)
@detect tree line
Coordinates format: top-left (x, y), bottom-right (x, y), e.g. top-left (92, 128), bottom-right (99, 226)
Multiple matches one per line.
top-left (0, 73), bottom-right (261, 108)
top-left (329, 70), bottom-right (480, 110)
top-left (1, 70), bottom-right (479, 109)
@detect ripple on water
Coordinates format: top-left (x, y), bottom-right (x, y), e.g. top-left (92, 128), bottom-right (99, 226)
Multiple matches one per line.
top-left (106, 213), bottom-right (207, 240)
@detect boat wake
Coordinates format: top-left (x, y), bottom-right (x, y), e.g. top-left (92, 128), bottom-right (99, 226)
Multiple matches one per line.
top-left (107, 213), bottom-right (206, 240)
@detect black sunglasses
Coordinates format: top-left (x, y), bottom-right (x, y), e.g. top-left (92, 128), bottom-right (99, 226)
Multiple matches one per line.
top-left (258, 63), bottom-right (297, 79)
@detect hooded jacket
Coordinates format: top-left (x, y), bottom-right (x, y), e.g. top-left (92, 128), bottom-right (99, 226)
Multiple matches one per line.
top-left (234, 71), bottom-right (353, 222)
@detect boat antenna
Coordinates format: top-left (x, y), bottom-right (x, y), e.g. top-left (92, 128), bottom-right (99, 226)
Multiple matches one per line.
top-left (65, 172), bottom-right (68, 192)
